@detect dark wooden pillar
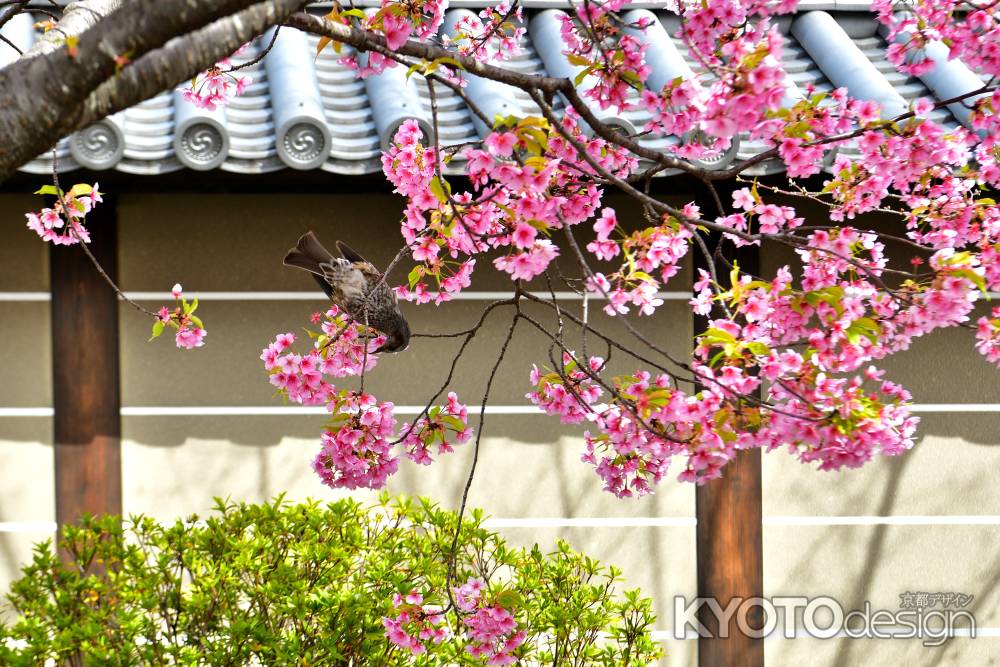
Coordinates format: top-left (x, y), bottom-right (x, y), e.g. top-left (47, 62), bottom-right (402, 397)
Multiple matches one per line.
top-left (50, 197), bottom-right (122, 530)
top-left (696, 449), bottom-right (764, 664)
top-left (694, 230), bottom-right (764, 666)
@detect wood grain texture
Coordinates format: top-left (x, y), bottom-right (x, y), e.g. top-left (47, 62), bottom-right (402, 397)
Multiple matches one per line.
top-left (695, 231), bottom-right (764, 666)
top-left (696, 449), bottom-right (764, 666)
top-left (50, 198), bottom-right (122, 529)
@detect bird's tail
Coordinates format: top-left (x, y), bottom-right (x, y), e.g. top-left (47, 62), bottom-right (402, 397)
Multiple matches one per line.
top-left (284, 231), bottom-right (334, 276)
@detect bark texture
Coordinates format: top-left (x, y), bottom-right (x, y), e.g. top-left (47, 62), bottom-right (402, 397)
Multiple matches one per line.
top-left (0, 0), bottom-right (309, 181)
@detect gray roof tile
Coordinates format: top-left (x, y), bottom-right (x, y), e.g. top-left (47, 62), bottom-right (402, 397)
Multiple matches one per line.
top-left (1, 6), bottom-right (976, 178)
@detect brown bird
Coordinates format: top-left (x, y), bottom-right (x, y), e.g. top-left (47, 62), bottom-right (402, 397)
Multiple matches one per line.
top-left (283, 231), bottom-right (410, 352)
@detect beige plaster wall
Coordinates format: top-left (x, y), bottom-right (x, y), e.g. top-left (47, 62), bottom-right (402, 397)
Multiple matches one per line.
top-left (1, 192), bottom-right (999, 666)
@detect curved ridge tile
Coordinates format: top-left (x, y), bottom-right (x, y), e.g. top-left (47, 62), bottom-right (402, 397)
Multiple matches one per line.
top-left (222, 36), bottom-right (278, 173)
top-left (308, 36), bottom-right (382, 168)
top-left (442, 10), bottom-right (522, 138)
top-left (624, 10), bottom-right (741, 172)
top-left (792, 10), bottom-right (907, 118)
top-left (529, 9), bottom-right (637, 135)
top-left (118, 91), bottom-right (174, 171)
top-left (877, 22), bottom-right (984, 130)
top-left (172, 91), bottom-right (230, 171)
top-left (361, 55), bottom-right (433, 151)
top-left (264, 27), bottom-right (333, 170)
top-left (70, 114), bottom-right (127, 170)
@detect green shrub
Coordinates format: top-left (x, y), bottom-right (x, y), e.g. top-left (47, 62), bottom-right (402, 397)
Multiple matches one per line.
top-left (0, 494), bottom-right (661, 666)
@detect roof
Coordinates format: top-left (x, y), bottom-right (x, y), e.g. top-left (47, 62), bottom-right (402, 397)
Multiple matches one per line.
top-left (0, 6), bottom-right (987, 178)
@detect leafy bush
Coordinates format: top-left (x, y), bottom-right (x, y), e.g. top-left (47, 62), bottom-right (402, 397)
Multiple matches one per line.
top-left (0, 494), bottom-right (661, 666)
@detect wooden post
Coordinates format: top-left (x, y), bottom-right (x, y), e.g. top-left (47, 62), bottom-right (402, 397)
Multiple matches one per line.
top-left (696, 449), bottom-right (764, 664)
top-left (694, 233), bottom-right (764, 666)
top-left (50, 197), bottom-right (122, 532)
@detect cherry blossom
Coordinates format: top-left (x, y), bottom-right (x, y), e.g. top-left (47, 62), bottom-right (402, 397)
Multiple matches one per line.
top-left (180, 43), bottom-right (251, 110)
top-left (453, 577), bottom-right (526, 666)
top-left (149, 285), bottom-right (209, 351)
top-left (24, 182), bottom-right (101, 245)
top-left (262, 309), bottom-right (471, 489)
top-left (382, 590), bottom-right (448, 654)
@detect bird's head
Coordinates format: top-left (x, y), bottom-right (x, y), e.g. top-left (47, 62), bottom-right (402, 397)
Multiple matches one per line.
top-left (375, 311), bottom-right (410, 353)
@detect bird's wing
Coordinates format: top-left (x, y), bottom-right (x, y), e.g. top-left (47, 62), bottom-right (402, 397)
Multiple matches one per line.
top-left (318, 258), bottom-right (369, 305)
top-left (336, 240), bottom-right (369, 264)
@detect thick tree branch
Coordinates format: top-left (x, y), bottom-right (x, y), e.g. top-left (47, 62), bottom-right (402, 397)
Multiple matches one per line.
top-left (80, 1), bottom-right (301, 127)
top-left (0, 0), bottom-right (309, 180)
top-left (21, 0), bottom-right (122, 58)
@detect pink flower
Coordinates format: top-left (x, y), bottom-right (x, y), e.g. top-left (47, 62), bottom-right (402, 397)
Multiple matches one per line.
top-left (171, 283), bottom-right (183, 299)
top-left (175, 326), bottom-right (206, 349)
top-left (383, 13), bottom-right (412, 50)
top-left (732, 188), bottom-right (755, 211)
top-left (594, 208), bottom-right (617, 241)
top-left (485, 132), bottom-right (518, 157)
top-left (912, 97), bottom-right (934, 118)
top-left (511, 222), bottom-right (537, 249)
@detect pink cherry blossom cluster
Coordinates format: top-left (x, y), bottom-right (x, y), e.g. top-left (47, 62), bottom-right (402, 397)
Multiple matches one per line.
top-left (313, 391), bottom-right (399, 489)
top-left (150, 284), bottom-right (208, 350)
top-left (976, 307), bottom-right (1000, 367)
top-left (449, 3), bottom-right (525, 62)
top-left (558, 5), bottom-right (649, 111)
top-left (24, 182), bottom-right (101, 245)
top-left (262, 310), bottom-right (470, 489)
top-left (453, 578), bottom-right (526, 666)
top-left (340, 0), bottom-right (448, 76)
top-left (527, 352), bottom-right (605, 424)
top-left (400, 392), bottom-right (473, 464)
top-left (666, 1), bottom-right (795, 150)
top-left (585, 206), bottom-right (692, 316)
top-left (181, 44), bottom-right (251, 111)
top-left (718, 187), bottom-right (803, 242)
top-left (874, 0), bottom-right (1000, 79)
top-left (261, 307), bottom-right (385, 403)
top-left (258, 0), bottom-right (1000, 499)
top-left (384, 110), bottom-right (638, 301)
top-left (382, 590), bottom-right (448, 655)
top-left (675, 0), bottom-right (799, 64)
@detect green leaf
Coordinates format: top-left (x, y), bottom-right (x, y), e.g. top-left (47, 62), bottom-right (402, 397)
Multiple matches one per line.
top-left (68, 183), bottom-right (93, 198)
top-left (496, 590), bottom-right (522, 609)
top-left (441, 415), bottom-right (466, 431)
top-left (573, 65), bottom-right (596, 87)
top-left (33, 185), bottom-right (61, 196)
top-left (432, 56), bottom-right (465, 72)
top-left (429, 176), bottom-right (450, 203)
top-left (407, 265), bottom-right (422, 288)
top-left (149, 320), bottom-right (165, 341)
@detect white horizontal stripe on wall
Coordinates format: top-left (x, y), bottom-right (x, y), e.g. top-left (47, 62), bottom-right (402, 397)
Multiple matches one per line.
top-left (9, 516), bottom-right (1000, 534)
top-left (484, 517), bottom-right (697, 528)
top-left (764, 515), bottom-right (1000, 526)
top-left (5, 291), bottom-right (1000, 302)
top-left (0, 292), bottom-right (50, 301)
top-left (4, 404), bottom-right (1000, 417)
top-left (0, 407), bottom-right (54, 417)
top-left (121, 291), bottom-right (694, 301)
top-left (0, 521), bottom-right (56, 533)
top-left (116, 405), bottom-right (541, 416)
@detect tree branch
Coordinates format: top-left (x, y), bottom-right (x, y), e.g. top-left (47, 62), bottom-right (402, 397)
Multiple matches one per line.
top-left (79, 0), bottom-right (302, 127)
top-left (0, 0), bottom-right (309, 180)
